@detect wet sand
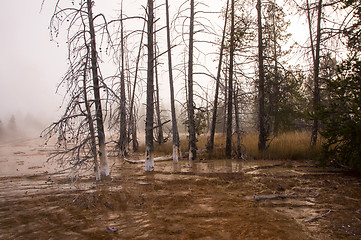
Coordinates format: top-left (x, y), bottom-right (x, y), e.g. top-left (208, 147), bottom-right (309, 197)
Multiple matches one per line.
top-left (0, 138), bottom-right (360, 239)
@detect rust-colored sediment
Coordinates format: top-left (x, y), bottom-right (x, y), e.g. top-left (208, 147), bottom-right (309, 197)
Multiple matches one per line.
top-left (0, 138), bottom-right (360, 239)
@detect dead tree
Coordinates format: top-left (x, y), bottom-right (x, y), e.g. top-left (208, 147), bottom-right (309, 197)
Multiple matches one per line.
top-left (87, 0), bottom-right (109, 178)
top-left (165, 0), bottom-right (181, 163)
top-left (309, 0), bottom-right (322, 146)
top-left (153, 23), bottom-right (165, 145)
top-left (234, 87), bottom-right (243, 159)
top-left (257, 0), bottom-right (267, 152)
top-left (42, 0), bottom-right (110, 180)
top-left (188, 0), bottom-right (197, 160)
top-left (118, 0), bottom-right (128, 157)
top-left (207, 0), bottom-right (229, 152)
top-left (129, 21), bottom-right (146, 153)
top-left (225, 0), bottom-right (235, 157)
top-left (82, 48), bottom-right (100, 180)
top-left (145, 0), bottom-right (155, 171)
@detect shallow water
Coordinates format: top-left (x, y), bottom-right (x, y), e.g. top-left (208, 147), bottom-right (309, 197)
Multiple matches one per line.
top-left (0, 139), bottom-right (361, 239)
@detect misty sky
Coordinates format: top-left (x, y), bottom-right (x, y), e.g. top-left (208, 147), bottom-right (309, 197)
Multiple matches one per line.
top-left (0, 0), bottom-right (68, 124)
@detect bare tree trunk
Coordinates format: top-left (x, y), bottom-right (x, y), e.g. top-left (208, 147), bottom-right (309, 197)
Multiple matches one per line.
top-left (132, 110), bottom-right (138, 151)
top-left (129, 21), bottom-right (145, 153)
top-left (272, 3), bottom-right (280, 136)
top-left (257, 0), bottom-right (267, 152)
top-left (310, 0), bottom-right (322, 147)
top-left (207, 0), bottom-right (229, 152)
top-left (83, 47), bottom-right (100, 180)
top-left (188, 0), bottom-right (197, 160)
top-left (87, 0), bottom-right (109, 179)
top-left (234, 87), bottom-right (242, 159)
top-left (154, 28), bottom-right (164, 145)
top-left (226, 0), bottom-right (235, 157)
top-left (165, 0), bottom-right (181, 163)
top-left (145, 0), bottom-right (155, 171)
top-left (306, 0), bottom-right (316, 66)
top-left (119, 1), bottom-right (128, 157)
top-left (223, 66), bottom-right (228, 135)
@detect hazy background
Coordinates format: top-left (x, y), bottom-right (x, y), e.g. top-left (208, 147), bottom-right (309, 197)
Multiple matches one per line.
top-left (0, 0), bottom-right (125, 137)
top-left (0, 0), bottom-right (67, 136)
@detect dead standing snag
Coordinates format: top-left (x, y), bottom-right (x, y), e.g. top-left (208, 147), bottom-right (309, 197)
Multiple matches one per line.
top-left (42, 0), bottom-right (110, 180)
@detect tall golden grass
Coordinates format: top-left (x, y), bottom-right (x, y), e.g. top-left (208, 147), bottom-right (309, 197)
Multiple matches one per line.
top-left (137, 131), bottom-right (322, 160)
top-left (240, 131), bottom-right (322, 160)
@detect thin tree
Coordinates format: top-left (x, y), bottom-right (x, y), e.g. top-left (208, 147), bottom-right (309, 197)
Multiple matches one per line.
top-left (129, 20), bottom-right (146, 152)
top-left (257, 0), bottom-right (267, 152)
top-left (82, 50), bottom-right (100, 180)
top-left (207, 0), bottom-right (230, 152)
top-left (87, 0), bottom-right (109, 178)
top-left (165, 0), bottom-right (181, 162)
top-left (225, 0), bottom-right (235, 157)
top-left (234, 86), bottom-right (243, 159)
top-left (118, 0), bottom-right (128, 156)
top-left (154, 24), bottom-right (164, 145)
top-left (145, 0), bottom-right (155, 171)
top-left (309, 0), bottom-right (322, 146)
top-left (188, 0), bottom-right (197, 160)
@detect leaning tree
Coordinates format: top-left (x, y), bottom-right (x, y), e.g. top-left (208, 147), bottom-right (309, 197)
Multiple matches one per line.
top-left (41, 0), bottom-right (111, 180)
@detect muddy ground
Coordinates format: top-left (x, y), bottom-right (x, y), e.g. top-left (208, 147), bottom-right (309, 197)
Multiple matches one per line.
top-left (0, 138), bottom-right (361, 239)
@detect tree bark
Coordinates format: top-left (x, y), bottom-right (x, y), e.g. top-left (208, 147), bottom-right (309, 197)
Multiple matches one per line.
top-left (223, 65), bottom-right (228, 135)
top-left (129, 21), bottom-right (145, 153)
top-left (87, 0), bottom-right (109, 179)
top-left (165, 0), bottom-right (181, 163)
top-left (145, 0), bottom-right (155, 171)
top-left (310, 0), bottom-right (322, 147)
top-left (272, 2), bottom-right (280, 136)
top-left (188, 0), bottom-right (197, 160)
top-left (226, 0), bottom-right (235, 157)
top-left (154, 28), bottom-right (164, 145)
top-left (119, 1), bottom-right (128, 157)
top-left (208, 0), bottom-right (229, 152)
top-left (83, 47), bottom-right (100, 180)
top-left (257, 0), bottom-right (267, 152)
top-left (234, 87), bottom-right (242, 159)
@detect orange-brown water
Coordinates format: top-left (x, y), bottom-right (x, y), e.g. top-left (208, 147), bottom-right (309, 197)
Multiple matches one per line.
top-left (0, 138), bottom-right (360, 239)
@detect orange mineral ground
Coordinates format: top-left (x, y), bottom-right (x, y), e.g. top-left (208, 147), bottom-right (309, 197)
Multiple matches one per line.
top-left (0, 137), bottom-right (360, 239)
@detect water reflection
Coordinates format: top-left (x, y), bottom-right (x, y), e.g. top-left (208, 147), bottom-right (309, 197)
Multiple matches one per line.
top-left (159, 159), bottom-right (245, 175)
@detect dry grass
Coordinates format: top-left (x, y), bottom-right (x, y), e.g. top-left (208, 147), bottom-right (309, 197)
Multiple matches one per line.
top-left (137, 131), bottom-right (322, 160)
top-left (241, 131), bottom-right (323, 160)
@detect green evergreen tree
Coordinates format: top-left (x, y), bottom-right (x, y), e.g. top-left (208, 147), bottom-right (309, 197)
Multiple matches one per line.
top-left (318, 0), bottom-right (361, 169)
top-left (319, 58), bottom-right (361, 169)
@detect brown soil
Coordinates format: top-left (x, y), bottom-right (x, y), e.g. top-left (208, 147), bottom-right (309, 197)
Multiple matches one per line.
top-left (0, 138), bottom-right (361, 239)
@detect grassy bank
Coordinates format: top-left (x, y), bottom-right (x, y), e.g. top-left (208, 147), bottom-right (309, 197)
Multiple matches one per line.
top-left (240, 131), bottom-right (322, 160)
top-left (138, 131), bottom-right (322, 160)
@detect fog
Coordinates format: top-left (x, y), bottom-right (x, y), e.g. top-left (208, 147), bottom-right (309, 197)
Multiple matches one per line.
top-left (0, 0), bottom-right (67, 134)
top-left (0, 0), bottom-right (121, 138)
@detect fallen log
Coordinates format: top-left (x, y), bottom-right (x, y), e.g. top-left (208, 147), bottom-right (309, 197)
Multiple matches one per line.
top-left (125, 151), bottom-right (191, 164)
top-left (253, 192), bottom-right (295, 201)
top-left (125, 155), bottom-right (176, 164)
top-left (125, 148), bottom-right (211, 164)
top-left (305, 210), bottom-right (332, 223)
